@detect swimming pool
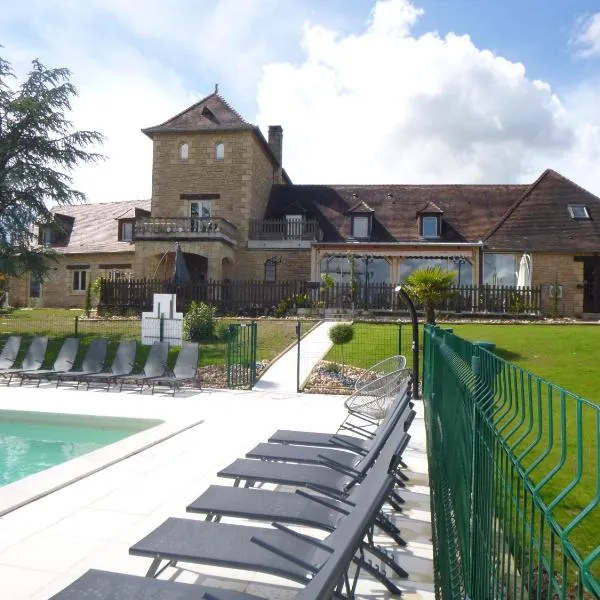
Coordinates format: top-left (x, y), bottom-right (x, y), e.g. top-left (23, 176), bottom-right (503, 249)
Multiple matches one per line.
top-left (0, 410), bottom-right (162, 487)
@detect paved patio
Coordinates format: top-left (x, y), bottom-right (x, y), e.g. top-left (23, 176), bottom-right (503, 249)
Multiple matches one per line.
top-left (0, 381), bottom-right (433, 599)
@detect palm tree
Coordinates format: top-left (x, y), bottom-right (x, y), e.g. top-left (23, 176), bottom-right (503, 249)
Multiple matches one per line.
top-left (403, 267), bottom-right (456, 324)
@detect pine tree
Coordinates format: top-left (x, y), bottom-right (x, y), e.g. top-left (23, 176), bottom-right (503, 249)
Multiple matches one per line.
top-left (0, 54), bottom-right (104, 278)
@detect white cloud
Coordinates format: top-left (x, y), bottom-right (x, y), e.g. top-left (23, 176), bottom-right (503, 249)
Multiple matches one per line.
top-left (572, 12), bottom-right (600, 57)
top-left (256, 0), bottom-right (600, 193)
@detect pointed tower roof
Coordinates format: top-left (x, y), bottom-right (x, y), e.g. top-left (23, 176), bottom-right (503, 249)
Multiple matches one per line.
top-left (142, 92), bottom-right (255, 137)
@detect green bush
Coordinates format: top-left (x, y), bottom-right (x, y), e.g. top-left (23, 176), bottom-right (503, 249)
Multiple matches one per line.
top-left (275, 297), bottom-right (292, 318)
top-left (324, 361), bottom-right (341, 374)
top-left (184, 301), bottom-right (217, 342)
top-left (215, 321), bottom-right (238, 341)
top-left (329, 323), bottom-right (354, 345)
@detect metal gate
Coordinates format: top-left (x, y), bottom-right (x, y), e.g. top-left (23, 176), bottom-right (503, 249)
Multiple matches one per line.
top-left (226, 322), bottom-right (257, 389)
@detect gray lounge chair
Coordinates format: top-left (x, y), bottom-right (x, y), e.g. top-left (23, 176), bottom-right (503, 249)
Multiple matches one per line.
top-left (47, 569), bottom-right (270, 600)
top-left (54, 338), bottom-right (109, 387)
top-left (268, 373), bottom-right (412, 453)
top-left (217, 400), bottom-right (413, 513)
top-left (245, 376), bottom-right (412, 469)
top-left (114, 341), bottom-right (169, 392)
top-left (130, 433), bottom-right (408, 594)
top-left (0, 336), bottom-right (21, 369)
top-left (82, 340), bottom-right (137, 391)
top-left (188, 412), bottom-right (413, 550)
top-left (20, 337), bottom-right (79, 387)
top-left (148, 342), bottom-right (199, 395)
top-left (1, 336), bottom-right (49, 385)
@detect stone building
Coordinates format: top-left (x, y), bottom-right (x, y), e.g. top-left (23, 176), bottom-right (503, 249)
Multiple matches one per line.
top-left (9, 92), bottom-right (600, 317)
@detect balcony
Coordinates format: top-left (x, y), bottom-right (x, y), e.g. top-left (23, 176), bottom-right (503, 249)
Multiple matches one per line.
top-left (248, 218), bottom-right (322, 249)
top-left (135, 217), bottom-right (238, 246)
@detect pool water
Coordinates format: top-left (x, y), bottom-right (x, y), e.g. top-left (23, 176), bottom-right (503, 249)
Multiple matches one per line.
top-left (0, 411), bottom-right (161, 487)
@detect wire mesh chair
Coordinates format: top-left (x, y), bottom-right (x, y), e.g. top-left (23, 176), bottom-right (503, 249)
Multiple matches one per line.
top-left (344, 367), bottom-right (411, 422)
top-left (354, 355), bottom-right (407, 391)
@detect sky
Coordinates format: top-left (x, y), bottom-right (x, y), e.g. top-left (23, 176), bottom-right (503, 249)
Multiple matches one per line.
top-left (1, 0), bottom-right (600, 202)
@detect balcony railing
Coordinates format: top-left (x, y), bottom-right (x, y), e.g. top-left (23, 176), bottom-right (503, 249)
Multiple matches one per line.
top-left (248, 218), bottom-right (322, 241)
top-left (135, 217), bottom-right (238, 244)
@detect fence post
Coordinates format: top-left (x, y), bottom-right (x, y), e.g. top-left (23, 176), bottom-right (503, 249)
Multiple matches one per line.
top-left (159, 315), bottom-right (164, 342)
top-left (296, 320), bottom-right (301, 393)
top-left (397, 321), bottom-right (402, 356)
top-left (74, 315), bottom-right (79, 336)
top-left (250, 321), bottom-right (257, 386)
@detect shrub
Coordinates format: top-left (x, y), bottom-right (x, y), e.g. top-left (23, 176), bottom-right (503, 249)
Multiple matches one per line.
top-left (184, 301), bottom-right (217, 341)
top-left (329, 323), bottom-right (354, 345)
top-left (324, 361), bottom-right (341, 374)
top-left (275, 297), bottom-right (292, 318)
top-left (328, 323), bottom-right (354, 372)
top-left (83, 283), bottom-right (92, 317)
top-left (215, 321), bottom-right (238, 341)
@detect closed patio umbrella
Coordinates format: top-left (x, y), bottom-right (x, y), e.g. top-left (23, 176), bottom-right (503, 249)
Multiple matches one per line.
top-left (173, 243), bottom-right (190, 285)
top-left (516, 253), bottom-right (532, 288)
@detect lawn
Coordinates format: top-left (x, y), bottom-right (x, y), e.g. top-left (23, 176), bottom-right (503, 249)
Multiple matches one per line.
top-left (0, 310), bottom-right (310, 371)
top-left (449, 323), bottom-right (600, 405)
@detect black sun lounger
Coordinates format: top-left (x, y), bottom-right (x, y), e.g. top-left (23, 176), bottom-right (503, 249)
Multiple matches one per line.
top-left (115, 341), bottom-right (169, 392)
top-left (1, 336), bottom-right (48, 385)
top-left (217, 403), bottom-right (414, 516)
top-left (148, 342), bottom-right (199, 395)
top-left (0, 336), bottom-right (21, 370)
top-left (130, 435), bottom-right (408, 595)
top-left (246, 377), bottom-right (412, 468)
top-left (20, 337), bottom-right (79, 387)
top-left (269, 373), bottom-right (413, 453)
top-left (47, 568), bottom-right (269, 600)
top-left (81, 340), bottom-right (137, 391)
top-left (51, 448), bottom-right (403, 600)
top-left (54, 338), bottom-right (108, 387)
top-left (188, 413), bottom-right (413, 551)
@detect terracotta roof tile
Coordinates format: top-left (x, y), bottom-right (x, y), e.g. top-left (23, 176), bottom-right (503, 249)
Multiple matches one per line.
top-left (46, 199), bottom-right (151, 254)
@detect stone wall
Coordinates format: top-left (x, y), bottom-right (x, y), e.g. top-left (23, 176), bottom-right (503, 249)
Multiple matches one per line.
top-left (532, 252), bottom-right (584, 317)
top-left (149, 130), bottom-right (275, 239)
top-left (9, 252), bottom-right (136, 309)
top-left (234, 248), bottom-right (311, 281)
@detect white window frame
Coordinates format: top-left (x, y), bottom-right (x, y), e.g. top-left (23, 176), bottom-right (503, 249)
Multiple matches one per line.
top-left (179, 142), bottom-right (189, 160)
top-left (351, 215), bottom-right (370, 239)
top-left (121, 221), bottom-right (133, 241)
top-left (72, 270), bottom-right (88, 292)
top-left (190, 200), bottom-right (212, 219)
top-left (568, 205), bottom-right (590, 220)
top-left (215, 142), bottom-right (225, 161)
top-left (421, 216), bottom-right (440, 238)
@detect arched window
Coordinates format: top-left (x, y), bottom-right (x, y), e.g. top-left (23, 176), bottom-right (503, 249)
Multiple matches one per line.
top-left (179, 143), bottom-right (189, 160)
top-left (264, 258), bottom-right (277, 282)
top-left (215, 142), bottom-right (225, 161)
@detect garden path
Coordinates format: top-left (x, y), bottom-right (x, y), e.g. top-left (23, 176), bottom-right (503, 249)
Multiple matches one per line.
top-left (253, 320), bottom-right (341, 392)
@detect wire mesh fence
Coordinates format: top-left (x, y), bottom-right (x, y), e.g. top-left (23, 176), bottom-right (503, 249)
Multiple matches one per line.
top-left (423, 325), bottom-right (599, 599)
top-left (298, 320), bottom-right (415, 394)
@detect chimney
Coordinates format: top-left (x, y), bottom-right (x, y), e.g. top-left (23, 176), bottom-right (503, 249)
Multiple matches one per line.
top-left (268, 125), bottom-right (283, 183)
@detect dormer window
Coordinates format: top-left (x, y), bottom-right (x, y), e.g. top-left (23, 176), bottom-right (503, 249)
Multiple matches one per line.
top-left (347, 199), bottom-right (374, 240)
top-left (119, 219), bottom-right (134, 242)
top-left (568, 205), bottom-right (590, 220)
top-left (215, 142), bottom-right (224, 160)
top-left (352, 215), bottom-right (371, 239)
top-left (179, 142), bottom-right (189, 160)
top-left (417, 201), bottom-right (444, 239)
top-left (421, 216), bottom-right (440, 238)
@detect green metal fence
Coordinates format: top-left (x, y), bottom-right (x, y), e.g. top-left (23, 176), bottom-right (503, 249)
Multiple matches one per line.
top-left (226, 322), bottom-right (257, 389)
top-left (423, 325), bottom-right (599, 600)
